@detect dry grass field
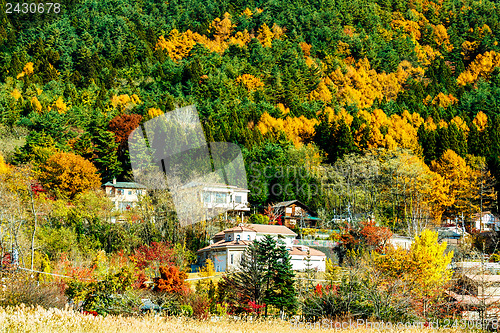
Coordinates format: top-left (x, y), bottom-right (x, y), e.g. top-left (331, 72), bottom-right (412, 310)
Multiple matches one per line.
top-left (0, 305), bottom-right (470, 333)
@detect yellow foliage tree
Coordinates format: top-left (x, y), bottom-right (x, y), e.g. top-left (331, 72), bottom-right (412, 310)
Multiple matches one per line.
top-left (354, 109), bottom-right (421, 152)
top-left (50, 96), bottom-right (68, 114)
top-left (257, 23), bottom-right (274, 47)
top-left (414, 42), bottom-right (441, 67)
top-left (10, 88), bottom-right (22, 100)
top-left (17, 62), bottom-right (34, 79)
top-left (433, 24), bottom-right (453, 51)
top-left (199, 259), bottom-right (216, 278)
top-left (329, 58), bottom-right (423, 109)
top-left (235, 74), bottom-right (264, 91)
top-left (450, 116), bottom-right (469, 135)
top-left (431, 149), bottom-right (476, 217)
top-left (147, 107), bottom-right (164, 119)
top-left (242, 7), bottom-right (252, 16)
top-left (391, 12), bottom-right (421, 39)
top-left (31, 96), bottom-right (42, 113)
top-left (111, 94), bottom-right (141, 113)
top-left (0, 152), bottom-right (9, 174)
top-left (155, 29), bottom-right (201, 60)
top-left (256, 113), bottom-right (318, 147)
top-left (472, 111), bottom-right (488, 132)
top-left (156, 13), bottom-right (264, 59)
top-left (374, 229), bottom-right (453, 314)
top-left (38, 152), bottom-right (101, 199)
top-left (457, 51), bottom-right (500, 86)
top-left (431, 92), bottom-right (458, 108)
top-left (308, 80), bottom-right (332, 103)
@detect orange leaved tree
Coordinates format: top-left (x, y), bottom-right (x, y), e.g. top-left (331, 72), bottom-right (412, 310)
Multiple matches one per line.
top-left (153, 266), bottom-right (188, 293)
top-left (38, 152), bottom-right (101, 199)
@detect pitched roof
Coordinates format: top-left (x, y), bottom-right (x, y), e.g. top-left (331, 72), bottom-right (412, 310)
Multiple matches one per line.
top-left (224, 225), bottom-right (255, 233)
top-left (102, 182), bottom-right (147, 189)
top-left (247, 224), bottom-right (297, 236)
top-left (271, 200), bottom-right (313, 213)
top-left (464, 274), bottom-right (500, 283)
top-left (197, 239), bottom-right (252, 252)
top-left (288, 246), bottom-right (326, 257)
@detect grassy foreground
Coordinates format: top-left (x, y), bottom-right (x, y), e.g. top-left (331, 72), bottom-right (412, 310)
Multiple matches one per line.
top-left (0, 305), bottom-right (468, 333)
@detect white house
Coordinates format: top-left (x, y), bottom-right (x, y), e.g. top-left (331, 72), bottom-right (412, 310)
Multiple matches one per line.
top-left (102, 179), bottom-right (146, 211)
top-left (288, 245), bottom-right (327, 272)
top-left (177, 182), bottom-right (250, 224)
top-left (197, 224), bottom-right (326, 272)
top-left (472, 211), bottom-right (500, 231)
top-left (199, 183), bottom-right (250, 212)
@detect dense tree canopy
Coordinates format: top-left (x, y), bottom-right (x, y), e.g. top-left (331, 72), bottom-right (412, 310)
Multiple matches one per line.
top-left (0, 0), bottom-right (499, 229)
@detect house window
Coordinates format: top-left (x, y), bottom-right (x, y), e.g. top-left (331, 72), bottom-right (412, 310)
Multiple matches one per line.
top-left (235, 195), bottom-right (242, 203)
top-left (137, 190), bottom-right (142, 195)
top-left (247, 235), bottom-right (251, 240)
top-left (231, 254), bottom-right (234, 265)
top-left (203, 192), bottom-right (211, 203)
top-left (227, 235), bottom-right (232, 241)
top-left (128, 190), bottom-right (132, 195)
top-left (286, 207), bottom-right (292, 214)
top-left (215, 193), bottom-right (226, 204)
top-left (236, 235), bottom-right (240, 241)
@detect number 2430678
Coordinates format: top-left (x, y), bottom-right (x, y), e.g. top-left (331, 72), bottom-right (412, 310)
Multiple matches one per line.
top-left (5, 2), bottom-right (61, 14)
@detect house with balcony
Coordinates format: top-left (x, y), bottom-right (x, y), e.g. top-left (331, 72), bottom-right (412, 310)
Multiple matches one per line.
top-left (179, 182), bottom-right (250, 223)
top-left (102, 178), bottom-right (146, 211)
top-left (196, 223), bottom-right (326, 272)
top-left (271, 200), bottom-right (321, 228)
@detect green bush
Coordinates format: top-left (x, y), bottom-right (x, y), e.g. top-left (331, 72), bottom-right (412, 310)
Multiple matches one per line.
top-left (248, 214), bottom-right (270, 224)
top-left (180, 304), bottom-right (194, 316)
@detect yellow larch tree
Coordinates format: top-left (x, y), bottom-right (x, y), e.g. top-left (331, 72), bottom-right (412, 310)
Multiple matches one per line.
top-left (353, 109), bottom-right (421, 152)
top-left (0, 152), bottom-right (9, 174)
top-left (256, 113), bottom-right (318, 147)
top-left (457, 51), bottom-right (500, 86)
top-left (11, 88), bottom-right (22, 100)
top-left (31, 96), bottom-right (42, 113)
top-left (156, 13), bottom-right (261, 59)
top-left (431, 149), bottom-right (475, 216)
top-left (16, 62), bottom-right (34, 79)
top-left (147, 108), bottom-right (164, 120)
top-left (472, 111), bottom-right (488, 132)
top-left (308, 79), bottom-right (332, 103)
top-left (257, 23), bottom-right (274, 47)
top-left (431, 92), bottom-right (458, 108)
top-left (50, 96), bottom-right (68, 114)
top-left (450, 116), bottom-right (469, 136)
top-left (235, 74), bottom-right (264, 91)
top-left (329, 59), bottom-right (423, 109)
top-left (241, 7), bottom-right (252, 17)
top-left (433, 24), bottom-right (453, 52)
top-left (111, 94), bottom-right (141, 113)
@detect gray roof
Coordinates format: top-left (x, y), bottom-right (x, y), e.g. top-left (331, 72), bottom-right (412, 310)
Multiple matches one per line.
top-left (272, 200), bottom-right (299, 208)
top-left (102, 182), bottom-right (147, 189)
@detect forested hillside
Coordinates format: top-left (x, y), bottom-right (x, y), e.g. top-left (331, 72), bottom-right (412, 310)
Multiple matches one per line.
top-left (2, 0), bottom-right (500, 228)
